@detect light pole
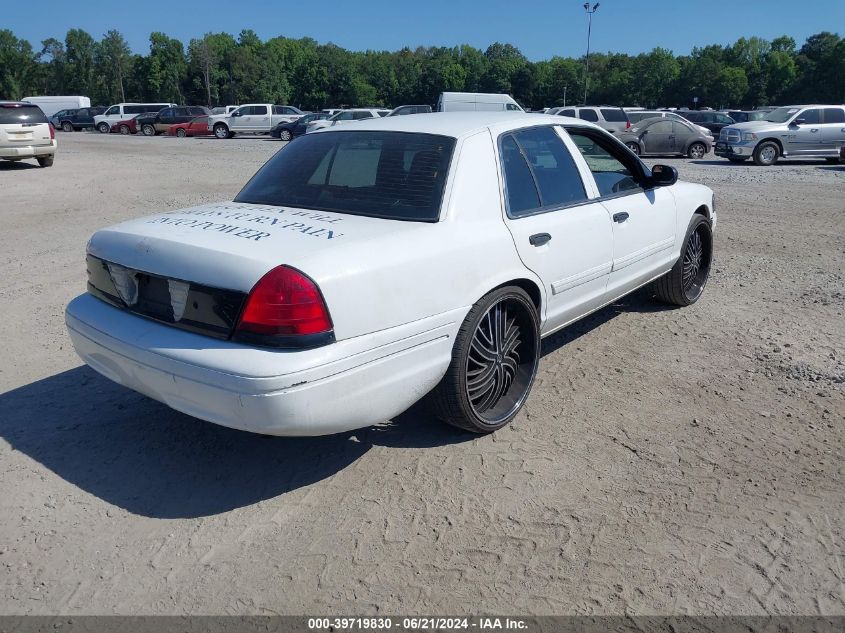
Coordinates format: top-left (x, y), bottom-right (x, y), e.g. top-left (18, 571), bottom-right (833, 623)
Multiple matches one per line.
top-left (563, 85), bottom-right (567, 107)
top-left (583, 2), bottom-right (599, 105)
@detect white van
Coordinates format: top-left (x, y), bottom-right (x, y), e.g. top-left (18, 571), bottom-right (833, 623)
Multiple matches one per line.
top-left (436, 92), bottom-right (524, 112)
top-left (93, 103), bottom-right (175, 133)
top-left (22, 96), bottom-right (90, 118)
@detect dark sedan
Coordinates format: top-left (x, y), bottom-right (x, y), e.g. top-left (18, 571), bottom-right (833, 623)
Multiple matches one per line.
top-left (680, 110), bottom-right (735, 135)
top-left (617, 118), bottom-right (712, 159)
top-left (271, 112), bottom-right (329, 141)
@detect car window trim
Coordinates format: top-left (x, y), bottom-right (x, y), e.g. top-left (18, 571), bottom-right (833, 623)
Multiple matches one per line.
top-left (562, 125), bottom-right (654, 199)
top-left (497, 124), bottom-right (592, 220)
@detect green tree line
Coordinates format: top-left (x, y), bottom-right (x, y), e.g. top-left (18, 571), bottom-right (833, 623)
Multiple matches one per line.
top-left (1, 28), bottom-right (843, 110)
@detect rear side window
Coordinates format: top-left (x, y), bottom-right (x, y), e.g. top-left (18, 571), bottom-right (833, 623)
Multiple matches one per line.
top-left (823, 108), bottom-right (845, 124)
top-left (252, 105), bottom-right (268, 115)
top-left (235, 131), bottom-right (455, 222)
top-left (0, 105), bottom-right (48, 125)
top-left (560, 109), bottom-right (576, 117)
top-left (600, 108), bottom-right (628, 122)
top-left (352, 111), bottom-right (374, 120)
top-left (578, 109), bottom-right (599, 122)
top-left (500, 126), bottom-right (587, 217)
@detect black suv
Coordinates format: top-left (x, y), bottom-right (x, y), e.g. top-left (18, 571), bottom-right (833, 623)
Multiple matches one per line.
top-left (137, 106), bottom-right (210, 136)
top-left (57, 107), bottom-right (107, 132)
top-left (681, 110), bottom-right (735, 135)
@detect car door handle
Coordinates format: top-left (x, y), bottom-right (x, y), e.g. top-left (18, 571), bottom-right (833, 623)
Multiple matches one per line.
top-left (529, 233), bottom-right (552, 246)
top-left (613, 212), bottom-right (629, 223)
top-left (811, 129), bottom-right (819, 133)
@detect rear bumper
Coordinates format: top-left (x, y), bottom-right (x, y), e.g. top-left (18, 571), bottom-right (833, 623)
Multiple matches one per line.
top-left (0, 140), bottom-right (56, 159)
top-left (65, 294), bottom-right (461, 436)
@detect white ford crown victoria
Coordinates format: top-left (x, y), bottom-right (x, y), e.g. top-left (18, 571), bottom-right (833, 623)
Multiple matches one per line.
top-left (66, 112), bottom-right (715, 435)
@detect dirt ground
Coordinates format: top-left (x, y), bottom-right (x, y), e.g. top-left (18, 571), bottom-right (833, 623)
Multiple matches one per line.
top-left (0, 132), bottom-right (843, 616)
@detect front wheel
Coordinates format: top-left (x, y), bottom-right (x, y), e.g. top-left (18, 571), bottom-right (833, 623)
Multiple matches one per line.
top-left (687, 142), bottom-right (707, 159)
top-left (429, 286), bottom-right (540, 433)
top-left (119, 125), bottom-right (130, 135)
top-left (176, 128), bottom-right (187, 138)
top-left (652, 214), bottom-right (713, 306)
top-left (753, 141), bottom-right (779, 166)
top-left (279, 129), bottom-right (292, 141)
top-left (97, 122), bottom-right (110, 134)
top-left (626, 142), bottom-right (641, 155)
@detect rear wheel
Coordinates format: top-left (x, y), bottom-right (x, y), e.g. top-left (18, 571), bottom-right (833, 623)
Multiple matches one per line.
top-left (176, 128), bottom-right (187, 138)
top-left (687, 142), bottom-right (707, 159)
top-left (430, 286), bottom-right (540, 434)
top-left (61, 122), bottom-right (73, 132)
top-left (652, 214), bottom-right (712, 306)
top-left (753, 141), bottom-right (779, 166)
top-left (141, 123), bottom-right (156, 136)
top-left (214, 124), bottom-right (230, 139)
top-left (279, 129), bottom-right (292, 141)
top-left (626, 142), bottom-right (641, 155)
top-left (37, 155), bottom-right (54, 168)
top-left (97, 122), bottom-right (110, 134)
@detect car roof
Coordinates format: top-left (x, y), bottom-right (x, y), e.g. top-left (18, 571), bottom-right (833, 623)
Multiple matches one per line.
top-left (320, 111), bottom-right (598, 139)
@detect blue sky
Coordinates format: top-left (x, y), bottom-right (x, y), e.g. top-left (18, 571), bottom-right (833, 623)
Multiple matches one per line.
top-left (7, 0), bottom-right (845, 61)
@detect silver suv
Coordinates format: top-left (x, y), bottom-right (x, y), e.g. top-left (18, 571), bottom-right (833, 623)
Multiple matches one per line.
top-left (715, 105), bottom-right (845, 165)
top-left (547, 106), bottom-right (630, 135)
top-left (0, 102), bottom-right (56, 167)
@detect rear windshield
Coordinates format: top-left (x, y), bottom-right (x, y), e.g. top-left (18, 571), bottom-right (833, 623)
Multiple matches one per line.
top-left (235, 131), bottom-right (455, 222)
top-left (601, 108), bottom-right (628, 122)
top-left (0, 105), bottom-right (48, 125)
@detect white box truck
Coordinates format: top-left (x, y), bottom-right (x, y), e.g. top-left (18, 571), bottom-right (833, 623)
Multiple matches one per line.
top-left (22, 96), bottom-right (91, 118)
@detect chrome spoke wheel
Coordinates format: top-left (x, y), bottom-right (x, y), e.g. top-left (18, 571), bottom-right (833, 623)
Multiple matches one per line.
top-left (681, 225), bottom-right (711, 301)
top-left (464, 296), bottom-right (538, 425)
top-left (689, 143), bottom-right (706, 159)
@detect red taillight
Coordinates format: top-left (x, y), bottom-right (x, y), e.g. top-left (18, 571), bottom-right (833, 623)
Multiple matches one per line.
top-left (626, 120), bottom-right (631, 129)
top-left (236, 265), bottom-right (332, 338)
top-left (49, 123), bottom-right (55, 139)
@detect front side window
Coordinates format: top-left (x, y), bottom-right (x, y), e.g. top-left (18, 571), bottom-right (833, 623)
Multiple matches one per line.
top-left (353, 111), bottom-right (374, 120)
top-left (500, 126), bottom-right (587, 217)
top-left (567, 128), bottom-right (643, 198)
top-left (560, 109), bottom-right (576, 117)
top-left (648, 120), bottom-right (674, 134)
top-left (105, 106), bottom-right (119, 116)
top-left (235, 131), bottom-right (455, 222)
top-left (799, 109), bottom-right (821, 124)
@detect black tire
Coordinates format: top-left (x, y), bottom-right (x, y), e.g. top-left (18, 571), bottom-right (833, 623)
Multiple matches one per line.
top-left (652, 214), bottom-right (713, 307)
top-left (176, 128), bottom-right (187, 138)
top-left (687, 142), bottom-right (707, 159)
top-left (141, 123), bottom-right (156, 136)
top-left (119, 124), bottom-right (130, 135)
top-left (824, 157), bottom-right (839, 164)
top-left (37, 155), bottom-right (54, 168)
top-left (61, 121), bottom-right (73, 132)
top-left (626, 142), bottom-right (641, 155)
top-left (279, 129), bottom-right (292, 141)
top-left (429, 286), bottom-right (540, 433)
top-left (213, 124), bottom-right (230, 139)
top-left (97, 122), bottom-right (110, 134)
top-left (728, 157), bottom-right (748, 163)
top-left (753, 141), bottom-right (779, 166)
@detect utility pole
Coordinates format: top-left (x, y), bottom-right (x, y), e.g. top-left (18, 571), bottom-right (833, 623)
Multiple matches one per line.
top-left (583, 2), bottom-right (600, 105)
top-left (563, 85), bottom-right (567, 107)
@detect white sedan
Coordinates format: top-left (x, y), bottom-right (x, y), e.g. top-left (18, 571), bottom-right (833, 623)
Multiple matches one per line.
top-left (306, 108), bottom-right (390, 133)
top-left (65, 113), bottom-right (716, 436)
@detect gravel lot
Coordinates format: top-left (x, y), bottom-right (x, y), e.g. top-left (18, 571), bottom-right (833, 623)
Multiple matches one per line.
top-left (1, 132), bottom-right (843, 616)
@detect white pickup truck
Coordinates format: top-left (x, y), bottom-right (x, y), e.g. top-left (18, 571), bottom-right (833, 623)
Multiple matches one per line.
top-left (207, 104), bottom-right (305, 138)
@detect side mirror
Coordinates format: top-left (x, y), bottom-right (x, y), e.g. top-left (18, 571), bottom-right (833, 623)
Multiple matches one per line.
top-left (792, 118), bottom-right (805, 126)
top-left (649, 164), bottom-right (678, 187)
top-left (231, 110), bottom-right (242, 117)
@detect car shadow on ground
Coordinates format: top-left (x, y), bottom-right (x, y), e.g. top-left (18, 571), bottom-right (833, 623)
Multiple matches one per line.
top-left (0, 288), bottom-right (667, 519)
top-left (0, 161), bottom-right (39, 170)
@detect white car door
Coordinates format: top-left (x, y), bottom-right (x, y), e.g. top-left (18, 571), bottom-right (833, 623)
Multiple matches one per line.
top-left (229, 106), bottom-right (250, 131)
top-left (499, 125), bottom-right (614, 333)
top-left (565, 126), bottom-right (676, 297)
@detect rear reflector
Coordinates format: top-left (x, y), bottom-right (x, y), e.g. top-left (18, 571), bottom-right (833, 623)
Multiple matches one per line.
top-left (235, 265), bottom-right (333, 342)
